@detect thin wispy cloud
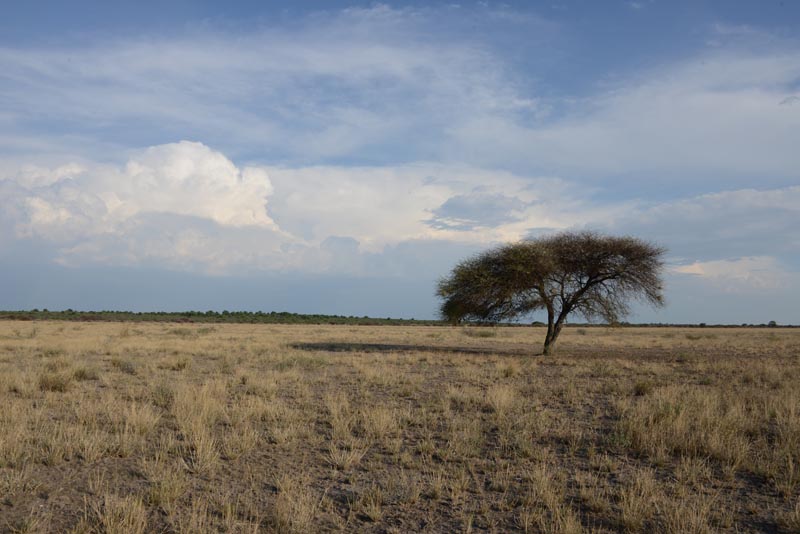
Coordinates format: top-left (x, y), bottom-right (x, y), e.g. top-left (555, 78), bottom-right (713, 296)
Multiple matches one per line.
top-left (0, 5), bottom-right (545, 165)
top-left (673, 256), bottom-right (794, 293)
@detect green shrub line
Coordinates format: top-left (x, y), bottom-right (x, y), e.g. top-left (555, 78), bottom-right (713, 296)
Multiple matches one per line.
top-left (0, 309), bottom-right (443, 326)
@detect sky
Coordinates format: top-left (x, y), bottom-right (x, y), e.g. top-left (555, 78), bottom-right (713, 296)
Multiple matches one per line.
top-left (1, 0), bottom-right (799, 324)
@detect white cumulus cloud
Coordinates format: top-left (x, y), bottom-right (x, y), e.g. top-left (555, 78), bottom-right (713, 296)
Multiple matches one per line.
top-left (119, 142), bottom-right (275, 227)
top-left (2, 141), bottom-right (277, 243)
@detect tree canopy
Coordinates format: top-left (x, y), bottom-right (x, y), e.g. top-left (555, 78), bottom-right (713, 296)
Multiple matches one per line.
top-left (437, 231), bottom-right (666, 354)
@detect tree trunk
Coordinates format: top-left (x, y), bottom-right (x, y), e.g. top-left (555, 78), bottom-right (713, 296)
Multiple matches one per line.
top-left (543, 306), bottom-right (555, 355)
top-left (542, 309), bottom-right (567, 355)
top-left (543, 336), bottom-right (553, 355)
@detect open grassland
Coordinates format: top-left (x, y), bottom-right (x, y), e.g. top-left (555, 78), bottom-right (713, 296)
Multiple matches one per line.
top-left (1, 321), bottom-right (799, 533)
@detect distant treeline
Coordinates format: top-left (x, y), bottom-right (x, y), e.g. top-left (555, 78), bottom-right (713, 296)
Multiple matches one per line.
top-left (0, 309), bottom-right (442, 325)
top-left (0, 310), bottom-right (794, 327)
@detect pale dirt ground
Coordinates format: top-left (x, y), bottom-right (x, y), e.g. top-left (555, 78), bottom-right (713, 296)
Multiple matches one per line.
top-left (1, 321), bottom-right (799, 533)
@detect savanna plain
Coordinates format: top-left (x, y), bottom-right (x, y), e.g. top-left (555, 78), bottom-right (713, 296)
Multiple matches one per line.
top-left (1, 321), bottom-right (799, 533)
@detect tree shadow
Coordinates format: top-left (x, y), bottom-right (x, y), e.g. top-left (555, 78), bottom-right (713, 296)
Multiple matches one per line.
top-left (289, 342), bottom-right (690, 360)
top-left (289, 341), bottom-right (533, 356)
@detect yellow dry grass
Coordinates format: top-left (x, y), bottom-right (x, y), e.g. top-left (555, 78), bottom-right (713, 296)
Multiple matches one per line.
top-left (0, 320), bottom-right (798, 533)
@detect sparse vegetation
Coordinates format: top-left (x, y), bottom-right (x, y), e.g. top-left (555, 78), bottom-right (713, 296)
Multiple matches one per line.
top-left (0, 320), bottom-right (798, 532)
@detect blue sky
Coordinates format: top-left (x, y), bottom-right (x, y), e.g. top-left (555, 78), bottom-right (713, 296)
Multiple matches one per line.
top-left (1, 1), bottom-right (799, 323)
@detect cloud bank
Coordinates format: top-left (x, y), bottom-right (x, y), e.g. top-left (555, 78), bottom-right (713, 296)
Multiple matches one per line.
top-left (2, 140), bottom-right (796, 297)
top-left (1, 141), bottom-right (591, 273)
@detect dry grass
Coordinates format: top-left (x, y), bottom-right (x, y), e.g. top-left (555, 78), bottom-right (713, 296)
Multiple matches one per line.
top-left (92, 494), bottom-right (148, 534)
top-left (0, 321), bottom-right (798, 532)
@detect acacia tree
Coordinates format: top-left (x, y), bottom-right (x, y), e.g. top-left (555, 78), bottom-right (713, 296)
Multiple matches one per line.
top-left (437, 231), bottom-right (666, 355)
